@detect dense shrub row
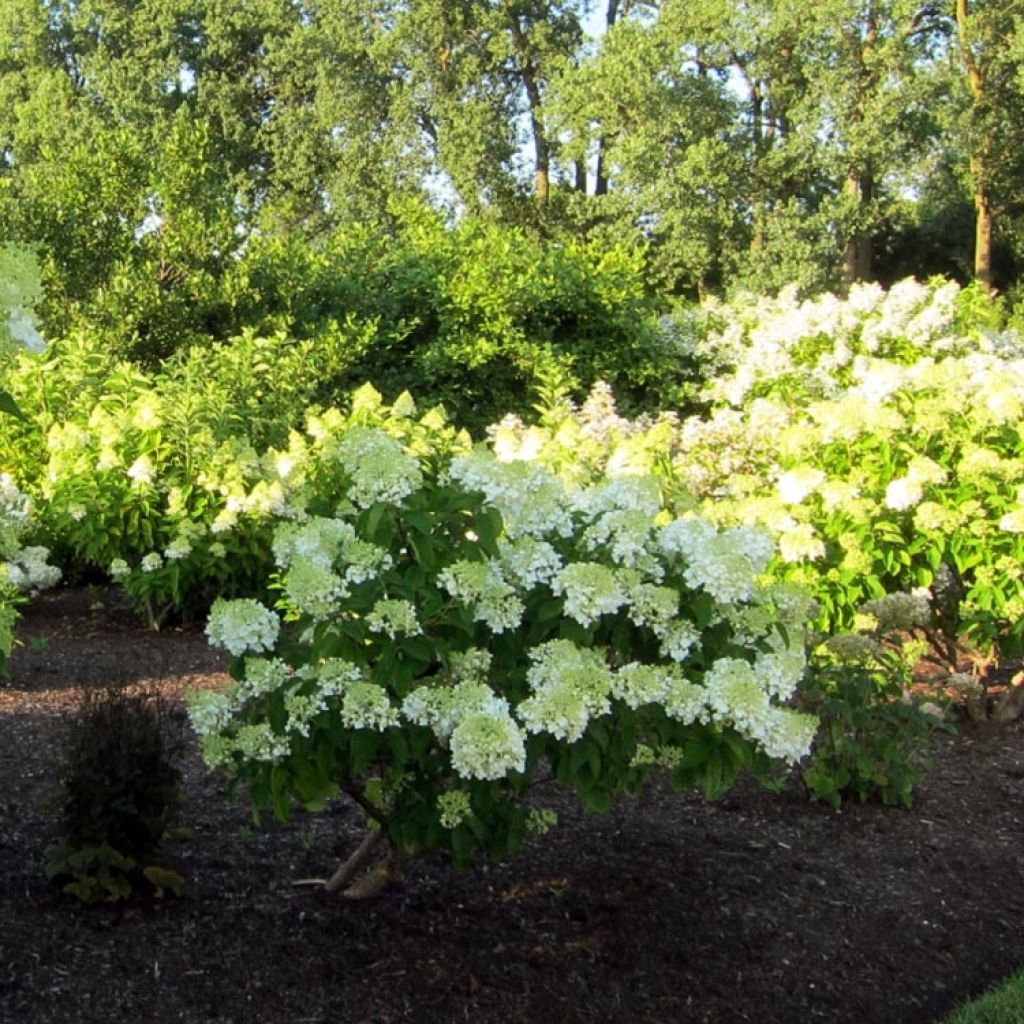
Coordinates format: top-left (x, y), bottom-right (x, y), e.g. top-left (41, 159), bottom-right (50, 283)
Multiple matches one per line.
top-left (6, 253), bottom-right (1022, 891)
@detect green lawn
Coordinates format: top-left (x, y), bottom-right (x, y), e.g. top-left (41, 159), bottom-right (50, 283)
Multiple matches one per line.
top-left (944, 971), bottom-right (1024, 1023)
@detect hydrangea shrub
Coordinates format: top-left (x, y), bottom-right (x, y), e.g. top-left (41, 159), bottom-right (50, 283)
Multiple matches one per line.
top-left (0, 245), bottom-right (58, 671)
top-left (188, 420), bottom-right (817, 886)
top-left (526, 282), bottom-right (1024, 667)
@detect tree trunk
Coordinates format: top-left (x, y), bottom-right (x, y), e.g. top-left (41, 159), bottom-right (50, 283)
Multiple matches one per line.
top-left (508, 13), bottom-right (550, 203)
top-left (956, 0), bottom-right (995, 292)
top-left (972, 161), bottom-right (994, 292)
top-left (591, 0), bottom-right (624, 198)
top-left (574, 159), bottom-right (586, 193)
top-left (594, 145), bottom-right (608, 196)
top-left (842, 171), bottom-right (873, 285)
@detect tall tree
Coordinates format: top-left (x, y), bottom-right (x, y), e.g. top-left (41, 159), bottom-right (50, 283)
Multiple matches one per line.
top-left (948, 0), bottom-right (1024, 290)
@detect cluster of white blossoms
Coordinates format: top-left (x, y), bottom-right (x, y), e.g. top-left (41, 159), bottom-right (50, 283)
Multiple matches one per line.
top-left (884, 456), bottom-right (948, 512)
top-left (659, 518), bottom-right (774, 604)
top-left (365, 598), bottom-right (422, 638)
top-left (1, 545), bottom-right (62, 593)
top-left (438, 558), bottom-right (525, 633)
top-left (449, 708), bottom-right (527, 781)
top-left (272, 517), bottom-right (393, 618)
top-left (704, 657), bottom-right (817, 763)
top-left (518, 640), bottom-right (613, 742)
top-left (401, 666), bottom-right (527, 780)
top-left (497, 536), bottom-right (563, 589)
top-left (551, 562), bottom-right (627, 627)
top-left (205, 598), bottom-right (281, 657)
top-left (447, 452), bottom-right (573, 539)
top-left (328, 425), bottom-right (424, 509)
top-left (187, 423), bottom-right (824, 791)
top-left (694, 278), bottom-right (980, 409)
top-left (487, 382), bottom-right (678, 486)
top-left (436, 789), bottom-right (473, 829)
top-left (0, 475), bottom-right (60, 595)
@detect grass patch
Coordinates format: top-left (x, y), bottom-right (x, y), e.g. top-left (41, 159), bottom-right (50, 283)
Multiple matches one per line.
top-left (944, 970), bottom-right (1024, 1023)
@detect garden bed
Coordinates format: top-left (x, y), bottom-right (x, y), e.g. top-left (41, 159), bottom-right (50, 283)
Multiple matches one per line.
top-left (1, 587), bottom-right (1023, 1024)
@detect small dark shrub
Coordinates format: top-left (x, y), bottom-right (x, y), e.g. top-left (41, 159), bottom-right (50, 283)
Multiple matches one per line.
top-left (800, 654), bottom-right (952, 809)
top-left (44, 684), bottom-right (185, 902)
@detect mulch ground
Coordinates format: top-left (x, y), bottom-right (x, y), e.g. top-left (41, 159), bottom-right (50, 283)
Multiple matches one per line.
top-left (2, 587), bottom-right (1024, 1024)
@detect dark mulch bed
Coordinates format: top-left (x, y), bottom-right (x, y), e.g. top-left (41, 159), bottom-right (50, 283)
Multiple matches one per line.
top-left (2, 587), bottom-right (1024, 1024)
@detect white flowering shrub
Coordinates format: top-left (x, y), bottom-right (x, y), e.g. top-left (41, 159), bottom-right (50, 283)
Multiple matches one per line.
top-left (648, 281), bottom-right (1024, 663)
top-left (0, 324), bottom-right (393, 626)
top-left (0, 244), bottom-right (45, 361)
top-left (0, 474), bottom-right (60, 672)
top-left (497, 279), bottom-right (1024, 674)
top-left (0, 245), bottom-right (58, 671)
top-left (188, 414), bottom-right (817, 887)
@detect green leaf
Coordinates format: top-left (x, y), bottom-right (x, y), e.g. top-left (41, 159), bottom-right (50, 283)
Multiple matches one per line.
top-left (0, 390), bottom-right (24, 420)
top-left (349, 731), bottom-right (379, 776)
top-left (142, 865), bottom-right (184, 897)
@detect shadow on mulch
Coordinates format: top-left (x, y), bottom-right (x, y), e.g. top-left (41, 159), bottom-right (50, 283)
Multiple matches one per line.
top-left (2, 587), bottom-right (1023, 1024)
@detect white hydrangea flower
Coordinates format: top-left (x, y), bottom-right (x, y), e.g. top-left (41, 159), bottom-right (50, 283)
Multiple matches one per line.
top-left (233, 722), bottom-right (290, 762)
top-left (307, 657), bottom-right (363, 697)
top-left (284, 692), bottom-right (327, 737)
top-left (620, 577), bottom-right (679, 631)
top-left (340, 681), bottom-right (399, 731)
top-left (131, 396), bottom-right (162, 432)
top-left (235, 657), bottom-right (291, 701)
top-left (140, 552), bottom-right (164, 572)
top-left (273, 517), bottom-right (354, 569)
top-left (611, 662), bottom-right (671, 709)
top-left (283, 557), bottom-right (349, 618)
top-left (704, 657), bottom-right (774, 739)
top-left (516, 683), bottom-right (592, 742)
top-left (337, 535), bottom-right (393, 585)
top-left (449, 709), bottom-right (527, 780)
top-left (447, 452), bottom-right (572, 539)
top-left (581, 508), bottom-right (657, 568)
top-left (776, 467), bottom-right (826, 505)
top-left (438, 558), bottom-right (524, 633)
top-left (551, 561), bottom-right (627, 626)
top-left (498, 537), bottom-right (563, 589)
top-left (126, 455), bottom-right (156, 487)
top-left (211, 507), bottom-right (238, 534)
top-left (572, 476), bottom-right (662, 519)
top-left (757, 708), bottom-right (818, 764)
top-left (164, 535), bottom-right (193, 560)
top-left (518, 640), bottom-right (612, 741)
top-left (402, 680), bottom-right (508, 744)
top-left (662, 673), bottom-right (709, 724)
top-left (109, 558), bottom-right (131, 579)
top-left (819, 479), bottom-right (861, 512)
top-left (206, 598), bottom-right (281, 657)
top-left (754, 641), bottom-right (806, 700)
top-left (449, 648), bottom-right (493, 684)
top-left (661, 518), bottom-right (769, 604)
top-left (366, 598), bottom-right (422, 638)
top-left (333, 427), bottom-right (423, 508)
top-left (999, 508), bottom-right (1024, 533)
top-left (657, 619), bottom-right (702, 662)
top-left (777, 523), bottom-right (826, 564)
top-left (185, 689), bottom-right (236, 737)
